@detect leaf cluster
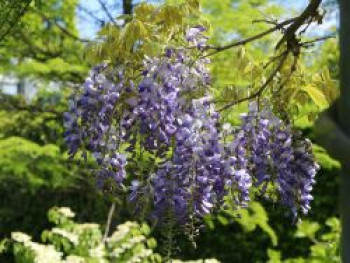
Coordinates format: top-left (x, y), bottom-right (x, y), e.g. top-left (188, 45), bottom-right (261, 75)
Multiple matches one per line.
top-left (85, 0), bottom-right (203, 67)
top-left (268, 217), bottom-right (340, 263)
top-left (0, 0), bottom-right (87, 83)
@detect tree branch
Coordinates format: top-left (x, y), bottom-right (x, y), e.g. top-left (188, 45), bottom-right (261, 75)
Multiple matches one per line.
top-left (33, 9), bottom-right (90, 43)
top-left (97, 0), bottom-right (118, 27)
top-left (204, 18), bottom-right (296, 58)
top-left (123, 0), bottom-right (133, 15)
top-left (212, 0), bottom-right (325, 111)
top-left (300, 34), bottom-right (336, 47)
top-left (218, 51), bottom-right (289, 112)
top-left (77, 4), bottom-right (106, 26)
top-left (275, 0), bottom-right (323, 50)
top-left (102, 202), bottom-right (116, 243)
top-left (206, 0), bottom-right (323, 57)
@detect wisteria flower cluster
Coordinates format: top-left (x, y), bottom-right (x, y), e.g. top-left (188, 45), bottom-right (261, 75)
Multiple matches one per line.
top-left (64, 26), bottom-right (319, 227)
top-left (228, 103), bottom-right (320, 217)
top-left (64, 64), bottom-right (128, 187)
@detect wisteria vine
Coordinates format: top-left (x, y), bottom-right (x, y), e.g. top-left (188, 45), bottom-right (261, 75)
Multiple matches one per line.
top-left (64, 26), bottom-right (319, 229)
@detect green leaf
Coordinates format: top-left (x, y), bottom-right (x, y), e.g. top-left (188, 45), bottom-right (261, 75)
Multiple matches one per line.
top-left (186, 0), bottom-right (200, 11)
top-left (231, 202), bottom-right (278, 246)
top-left (140, 223), bottom-right (151, 235)
top-left (326, 217), bottom-right (340, 230)
top-left (295, 221), bottom-right (320, 239)
top-left (267, 249), bottom-right (281, 263)
top-left (0, 238), bottom-right (9, 254)
top-left (146, 238), bottom-right (157, 249)
top-left (300, 85), bottom-right (329, 110)
top-left (313, 144), bottom-right (341, 170)
top-left (310, 243), bottom-right (327, 258)
top-left (217, 214), bottom-right (229, 225)
top-left (204, 215), bottom-right (215, 230)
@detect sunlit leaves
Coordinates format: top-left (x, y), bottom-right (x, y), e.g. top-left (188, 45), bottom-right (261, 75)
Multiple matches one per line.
top-left (311, 68), bottom-right (339, 104)
top-left (268, 217), bottom-right (341, 262)
top-left (0, 137), bottom-right (76, 190)
top-left (0, 0), bottom-right (86, 82)
top-left (207, 202), bottom-right (278, 246)
top-left (295, 221), bottom-right (320, 239)
top-left (155, 5), bottom-right (184, 30)
top-left (233, 202), bottom-right (278, 246)
top-left (134, 2), bottom-right (156, 20)
top-left (300, 85), bottom-right (329, 110)
top-left (85, 0), bottom-right (202, 67)
top-left (121, 20), bottom-right (149, 53)
top-left (266, 56), bottom-right (338, 124)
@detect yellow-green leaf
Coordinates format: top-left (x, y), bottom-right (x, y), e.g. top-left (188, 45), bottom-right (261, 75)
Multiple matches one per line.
top-left (300, 85), bottom-right (329, 110)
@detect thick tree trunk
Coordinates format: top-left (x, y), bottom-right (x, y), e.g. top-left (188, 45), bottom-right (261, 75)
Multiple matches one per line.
top-left (338, 0), bottom-right (350, 261)
top-left (123, 0), bottom-right (133, 15)
top-left (341, 164), bottom-right (350, 262)
top-left (316, 1), bottom-right (350, 261)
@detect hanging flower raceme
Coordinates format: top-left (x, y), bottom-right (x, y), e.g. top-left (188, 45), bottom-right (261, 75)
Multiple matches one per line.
top-left (149, 97), bottom-right (227, 223)
top-left (64, 65), bottom-right (128, 188)
top-left (64, 26), bottom-right (320, 229)
top-left (131, 40), bottom-right (211, 154)
top-left (229, 102), bottom-right (320, 217)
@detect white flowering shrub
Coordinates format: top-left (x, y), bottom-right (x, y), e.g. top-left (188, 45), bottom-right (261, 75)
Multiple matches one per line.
top-left (6, 207), bottom-right (162, 263)
top-left (4, 207), bottom-right (220, 263)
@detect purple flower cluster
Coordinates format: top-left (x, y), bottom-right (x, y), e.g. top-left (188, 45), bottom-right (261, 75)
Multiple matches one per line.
top-left (64, 27), bottom-right (320, 227)
top-left (132, 97), bottom-right (255, 224)
top-left (127, 27), bottom-right (255, 222)
top-left (150, 97), bottom-right (221, 222)
top-left (131, 42), bottom-right (210, 153)
top-left (230, 103), bottom-right (320, 217)
top-left (127, 29), bottom-right (221, 222)
top-left (64, 65), bottom-right (127, 187)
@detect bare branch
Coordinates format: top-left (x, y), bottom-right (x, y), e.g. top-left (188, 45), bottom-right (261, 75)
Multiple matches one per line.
top-left (300, 34), bottom-right (336, 47)
top-left (97, 0), bottom-right (118, 27)
top-left (77, 4), bottom-right (106, 26)
top-left (204, 18), bottom-right (296, 58)
top-left (275, 0), bottom-right (323, 50)
top-left (33, 9), bottom-right (90, 43)
top-left (206, 0), bottom-right (323, 58)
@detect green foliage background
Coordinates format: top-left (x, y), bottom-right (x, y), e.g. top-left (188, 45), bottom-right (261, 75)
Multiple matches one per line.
top-left (0, 0), bottom-right (340, 262)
